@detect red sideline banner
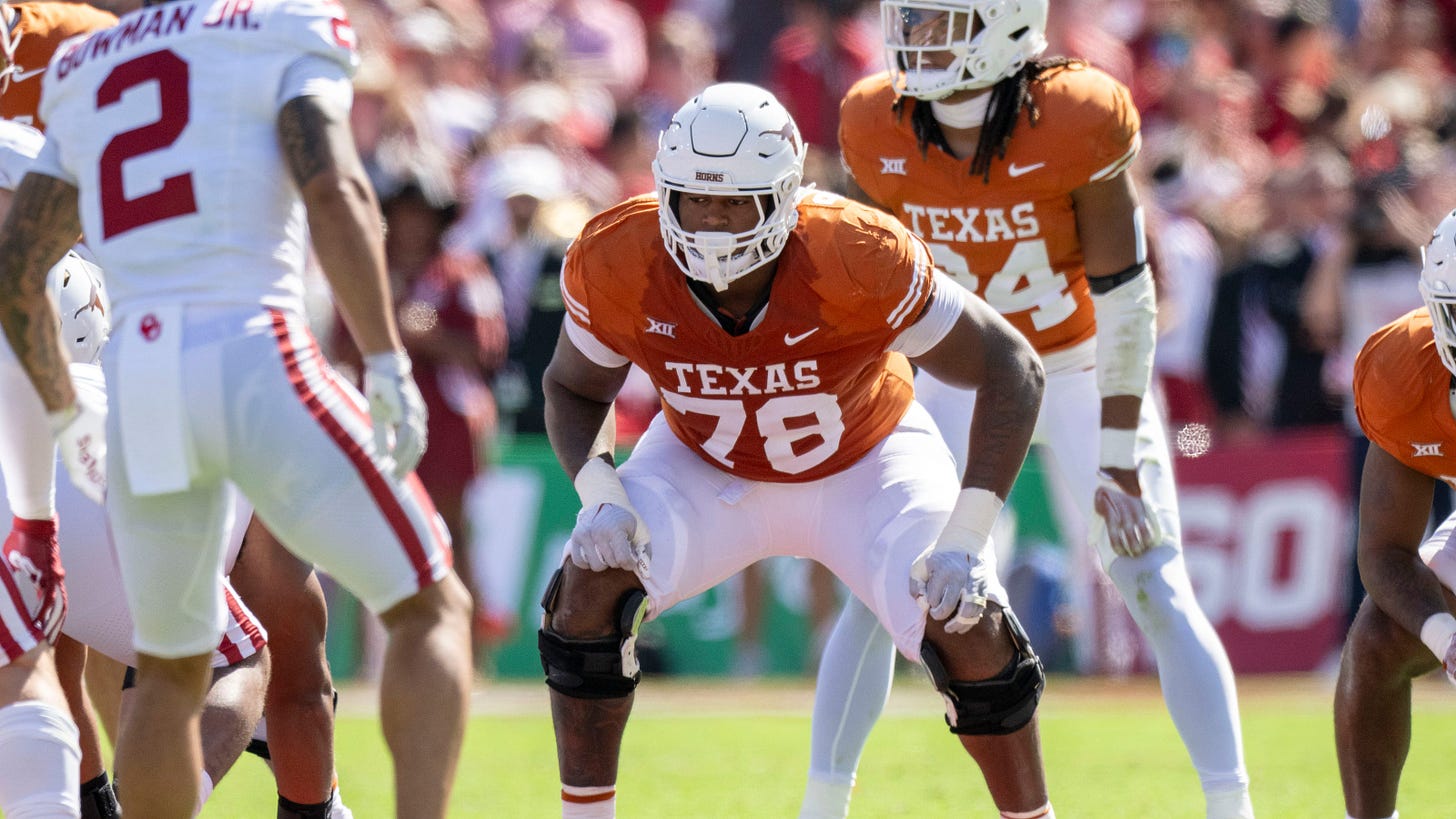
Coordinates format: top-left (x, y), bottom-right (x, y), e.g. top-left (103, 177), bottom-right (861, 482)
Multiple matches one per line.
top-left (1174, 426), bottom-right (1353, 672)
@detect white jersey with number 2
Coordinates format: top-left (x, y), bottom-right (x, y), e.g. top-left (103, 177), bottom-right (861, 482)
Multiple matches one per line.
top-left (31, 0), bottom-right (358, 320)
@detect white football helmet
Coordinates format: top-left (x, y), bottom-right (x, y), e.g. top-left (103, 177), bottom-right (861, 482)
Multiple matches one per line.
top-left (1420, 209), bottom-right (1456, 374)
top-left (882, 0), bottom-right (1048, 100)
top-left (47, 251), bottom-right (109, 365)
top-left (653, 82), bottom-right (804, 291)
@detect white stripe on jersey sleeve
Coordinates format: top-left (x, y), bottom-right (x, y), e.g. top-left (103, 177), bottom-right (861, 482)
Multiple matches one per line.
top-left (564, 314), bottom-right (630, 369)
top-left (561, 273), bottom-right (591, 327)
top-left (886, 237), bottom-right (933, 329)
top-left (1090, 133), bottom-right (1141, 182)
top-left (889, 270), bottom-right (965, 357)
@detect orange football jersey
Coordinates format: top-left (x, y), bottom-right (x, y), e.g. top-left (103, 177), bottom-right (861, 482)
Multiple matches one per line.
top-left (839, 64), bottom-right (1140, 357)
top-left (561, 190), bottom-right (935, 484)
top-left (1354, 309), bottom-right (1456, 481)
top-left (1, 1), bottom-right (117, 130)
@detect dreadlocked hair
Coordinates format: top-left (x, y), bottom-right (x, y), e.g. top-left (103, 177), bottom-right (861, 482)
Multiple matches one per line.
top-left (892, 57), bottom-right (1083, 182)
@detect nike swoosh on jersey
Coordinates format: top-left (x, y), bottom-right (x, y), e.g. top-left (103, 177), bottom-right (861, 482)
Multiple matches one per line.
top-left (1007, 162), bottom-right (1046, 178)
top-left (784, 328), bottom-right (820, 346)
top-left (9, 66), bottom-right (45, 83)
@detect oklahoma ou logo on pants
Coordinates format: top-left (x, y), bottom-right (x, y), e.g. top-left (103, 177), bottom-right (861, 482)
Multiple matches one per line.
top-left (103, 303), bottom-right (451, 659)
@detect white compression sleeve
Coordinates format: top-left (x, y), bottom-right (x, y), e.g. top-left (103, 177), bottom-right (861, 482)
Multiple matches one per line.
top-left (1107, 550), bottom-right (1249, 812)
top-left (801, 596), bottom-right (896, 819)
top-left (0, 344), bottom-right (58, 519)
top-left (1091, 267), bottom-right (1157, 400)
top-left (0, 700), bottom-right (81, 818)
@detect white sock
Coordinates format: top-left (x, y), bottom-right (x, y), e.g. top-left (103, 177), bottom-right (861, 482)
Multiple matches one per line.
top-left (0, 700), bottom-right (81, 818)
top-left (561, 784), bottom-right (614, 818)
top-left (1205, 783), bottom-right (1253, 818)
top-left (804, 595), bottom-right (895, 814)
top-left (1002, 804), bottom-right (1055, 818)
top-left (799, 777), bottom-right (854, 819)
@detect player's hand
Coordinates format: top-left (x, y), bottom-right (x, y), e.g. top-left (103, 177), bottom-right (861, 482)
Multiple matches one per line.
top-left (3, 516), bottom-right (66, 644)
top-left (48, 391), bottom-right (106, 505)
top-left (1092, 467), bottom-right (1162, 558)
top-left (569, 502), bottom-right (651, 577)
top-left (363, 351), bottom-right (428, 478)
top-left (910, 547), bottom-right (990, 634)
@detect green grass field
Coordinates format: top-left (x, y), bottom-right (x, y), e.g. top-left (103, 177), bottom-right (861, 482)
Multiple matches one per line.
top-left (199, 673), bottom-right (1456, 817)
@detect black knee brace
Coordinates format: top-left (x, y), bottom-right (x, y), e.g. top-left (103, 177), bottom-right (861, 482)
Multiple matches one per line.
top-left (80, 771), bottom-right (121, 819)
top-left (538, 567), bottom-right (650, 699)
top-left (919, 606), bottom-right (1045, 735)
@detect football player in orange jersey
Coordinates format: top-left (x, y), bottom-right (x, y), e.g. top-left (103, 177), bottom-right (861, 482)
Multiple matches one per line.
top-left (801, 2), bottom-right (1253, 818)
top-left (542, 82), bottom-right (1056, 818)
top-left (1335, 209), bottom-right (1456, 819)
top-left (0, 0), bottom-right (119, 129)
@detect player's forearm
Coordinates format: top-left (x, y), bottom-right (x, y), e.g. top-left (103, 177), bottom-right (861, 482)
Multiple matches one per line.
top-left (304, 179), bottom-right (399, 356)
top-left (279, 94), bottom-right (398, 356)
top-left (0, 175), bottom-right (81, 412)
top-left (962, 338), bottom-right (1044, 499)
top-left (543, 377), bottom-right (619, 479)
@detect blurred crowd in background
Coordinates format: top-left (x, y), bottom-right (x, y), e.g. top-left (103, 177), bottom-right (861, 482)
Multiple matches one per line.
top-left (318, 0), bottom-right (1456, 671)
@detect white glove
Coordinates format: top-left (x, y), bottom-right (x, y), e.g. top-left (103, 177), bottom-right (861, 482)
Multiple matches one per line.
top-left (47, 391), bottom-right (106, 505)
top-left (910, 548), bottom-right (991, 633)
top-left (363, 351), bottom-right (427, 479)
top-left (569, 502), bottom-right (650, 576)
top-left (1420, 613), bottom-right (1456, 687)
top-left (1092, 469), bottom-right (1162, 558)
top-left (909, 487), bottom-right (1002, 634)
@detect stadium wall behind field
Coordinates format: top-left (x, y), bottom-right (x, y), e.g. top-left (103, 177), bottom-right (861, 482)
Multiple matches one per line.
top-left (322, 428), bottom-right (1353, 679)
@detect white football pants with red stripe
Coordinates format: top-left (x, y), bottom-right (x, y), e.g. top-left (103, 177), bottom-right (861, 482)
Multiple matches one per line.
top-left (103, 304), bottom-right (451, 660)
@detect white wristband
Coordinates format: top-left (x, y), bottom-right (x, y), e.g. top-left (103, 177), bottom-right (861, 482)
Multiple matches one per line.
top-left (1100, 426), bottom-right (1139, 471)
top-left (46, 404), bottom-right (78, 438)
top-left (937, 487), bottom-right (1004, 556)
top-left (364, 350), bottom-right (412, 377)
top-left (573, 456), bottom-right (632, 510)
top-left (1420, 612), bottom-right (1456, 661)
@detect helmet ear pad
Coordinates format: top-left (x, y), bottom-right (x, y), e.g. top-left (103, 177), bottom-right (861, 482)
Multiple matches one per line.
top-left (652, 82), bottom-right (805, 291)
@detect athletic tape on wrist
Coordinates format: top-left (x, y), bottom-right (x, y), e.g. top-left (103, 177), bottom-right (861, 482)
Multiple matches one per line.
top-left (45, 404), bottom-right (78, 438)
top-left (1092, 267), bottom-right (1156, 399)
top-left (938, 487), bottom-right (1004, 556)
top-left (363, 350), bottom-right (412, 377)
top-left (1099, 426), bottom-right (1139, 471)
top-left (1420, 612), bottom-right (1456, 661)
top-left (573, 457), bottom-right (632, 510)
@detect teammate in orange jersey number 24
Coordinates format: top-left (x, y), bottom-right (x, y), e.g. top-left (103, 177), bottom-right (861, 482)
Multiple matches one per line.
top-left (540, 81), bottom-right (1053, 819)
top-left (801, 1), bottom-right (1254, 817)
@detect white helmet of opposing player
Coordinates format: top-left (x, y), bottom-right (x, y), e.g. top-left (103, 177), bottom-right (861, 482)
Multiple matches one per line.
top-left (653, 82), bottom-right (804, 292)
top-left (882, 0), bottom-right (1048, 100)
top-left (1420, 209), bottom-right (1456, 375)
top-left (47, 251), bottom-right (109, 365)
